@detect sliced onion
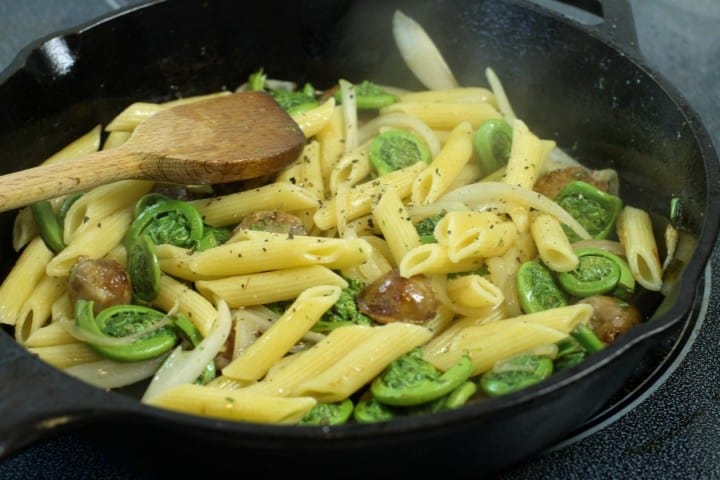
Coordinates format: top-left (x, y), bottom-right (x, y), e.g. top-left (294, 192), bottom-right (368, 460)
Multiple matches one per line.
top-left (663, 224), bottom-right (679, 272)
top-left (440, 181), bottom-right (591, 240)
top-left (392, 10), bottom-right (458, 90)
top-left (485, 67), bottom-right (516, 120)
top-left (339, 79), bottom-right (358, 153)
top-left (63, 355), bottom-right (168, 390)
top-left (141, 300), bottom-right (232, 402)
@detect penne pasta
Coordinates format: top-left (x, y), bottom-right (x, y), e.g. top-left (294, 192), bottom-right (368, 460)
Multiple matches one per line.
top-left (47, 208), bottom-right (134, 277)
top-left (153, 274), bottom-right (217, 337)
top-left (294, 322), bottom-right (433, 402)
top-left (291, 97), bottom-right (336, 138)
top-left (195, 265), bottom-right (348, 308)
top-left (373, 187), bottom-right (421, 264)
top-left (380, 100), bottom-right (501, 130)
top-left (0, 237), bottom-right (54, 325)
top-left (425, 304), bottom-right (593, 374)
top-left (190, 182), bottom-right (319, 227)
top-left (616, 206), bottom-right (663, 291)
top-left (15, 274), bottom-right (67, 343)
top-left (434, 210), bottom-right (519, 262)
top-left (157, 234), bottom-right (371, 281)
top-left (221, 285), bottom-right (342, 382)
top-left (242, 325), bottom-right (377, 397)
top-left (146, 384), bottom-right (316, 424)
top-left (531, 213), bottom-right (578, 272)
top-left (399, 242), bottom-right (485, 278)
top-left (446, 274), bottom-right (504, 310)
top-left (313, 161), bottom-right (426, 230)
top-left (411, 120), bottom-right (475, 205)
top-left (28, 342), bottom-right (103, 369)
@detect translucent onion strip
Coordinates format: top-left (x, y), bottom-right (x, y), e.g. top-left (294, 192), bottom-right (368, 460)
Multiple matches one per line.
top-left (392, 10), bottom-right (458, 90)
top-left (339, 79), bottom-right (358, 153)
top-left (485, 67), bottom-right (516, 121)
top-left (440, 181), bottom-right (591, 240)
top-left (142, 300), bottom-right (232, 402)
top-left (63, 354), bottom-right (168, 390)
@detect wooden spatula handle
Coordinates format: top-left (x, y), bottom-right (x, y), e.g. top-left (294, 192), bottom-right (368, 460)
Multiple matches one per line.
top-left (0, 148), bottom-right (144, 212)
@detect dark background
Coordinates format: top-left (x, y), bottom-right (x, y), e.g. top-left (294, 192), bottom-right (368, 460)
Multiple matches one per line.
top-left (0, 0), bottom-right (718, 478)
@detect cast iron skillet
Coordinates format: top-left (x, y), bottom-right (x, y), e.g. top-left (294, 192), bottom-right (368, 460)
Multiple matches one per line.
top-left (0, 0), bottom-right (718, 477)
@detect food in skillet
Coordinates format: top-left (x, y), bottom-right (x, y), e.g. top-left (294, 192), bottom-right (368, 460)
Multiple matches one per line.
top-left (0, 10), bottom-right (678, 425)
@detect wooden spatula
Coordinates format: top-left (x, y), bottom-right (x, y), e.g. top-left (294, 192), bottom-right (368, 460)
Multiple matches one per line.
top-left (0, 91), bottom-right (305, 212)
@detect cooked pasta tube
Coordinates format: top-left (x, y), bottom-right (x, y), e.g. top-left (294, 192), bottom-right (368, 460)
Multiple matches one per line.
top-left (242, 325), bottom-right (378, 397)
top-left (380, 100), bottom-right (501, 130)
top-left (62, 180), bottom-right (153, 243)
top-left (102, 130), bottom-right (131, 149)
top-left (531, 213), bottom-right (579, 272)
top-left (191, 182), bottom-right (319, 227)
top-left (503, 120), bottom-right (555, 189)
top-left (51, 293), bottom-right (73, 323)
top-left (373, 187), bottom-right (421, 264)
top-left (276, 140), bottom-right (325, 200)
top-left (294, 322), bottom-right (433, 402)
top-left (425, 303), bottom-right (593, 374)
top-left (146, 384), bottom-right (316, 424)
top-left (222, 285), bottom-right (342, 382)
top-left (313, 162), bottom-right (426, 230)
top-left (328, 141), bottom-right (371, 195)
top-left (24, 320), bottom-right (76, 348)
top-left (399, 242), bottom-right (485, 278)
top-left (616, 206), bottom-right (663, 291)
top-left (439, 181), bottom-right (591, 240)
top-left (28, 342), bottom-right (103, 369)
top-left (291, 97), bottom-right (336, 138)
top-left (422, 307), bottom-right (505, 359)
top-left (13, 125), bottom-right (102, 251)
top-left (398, 87), bottom-right (498, 109)
top-left (47, 208), bottom-right (134, 277)
top-left (411, 120), bottom-right (474, 205)
top-left (446, 274), bottom-right (504, 310)
top-left (341, 235), bottom-right (394, 282)
top-left (157, 235), bottom-right (371, 281)
top-left (231, 306), bottom-right (325, 360)
top-left (0, 237), bottom-right (54, 325)
top-left (15, 274), bottom-right (67, 344)
top-left (195, 265), bottom-right (348, 308)
top-left (434, 210), bottom-right (519, 262)
top-left (485, 230), bottom-right (537, 317)
top-left (153, 274), bottom-right (217, 337)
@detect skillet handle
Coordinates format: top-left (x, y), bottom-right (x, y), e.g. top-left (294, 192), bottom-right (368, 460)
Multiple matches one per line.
top-left (0, 337), bottom-right (135, 459)
top-left (532, 0), bottom-right (641, 56)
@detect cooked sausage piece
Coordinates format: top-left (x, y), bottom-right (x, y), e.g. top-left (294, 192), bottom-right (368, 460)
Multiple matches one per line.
top-left (235, 210), bottom-right (308, 235)
top-left (534, 166), bottom-right (610, 199)
top-left (357, 269), bottom-right (438, 324)
top-left (578, 295), bottom-right (642, 343)
top-left (68, 257), bottom-right (133, 315)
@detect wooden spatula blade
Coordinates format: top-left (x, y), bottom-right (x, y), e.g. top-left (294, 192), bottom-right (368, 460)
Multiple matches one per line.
top-left (130, 91), bottom-right (306, 183)
top-left (0, 90), bottom-right (306, 212)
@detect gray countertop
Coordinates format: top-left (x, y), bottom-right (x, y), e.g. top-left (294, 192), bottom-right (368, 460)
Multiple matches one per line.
top-left (0, 1), bottom-right (719, 478)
